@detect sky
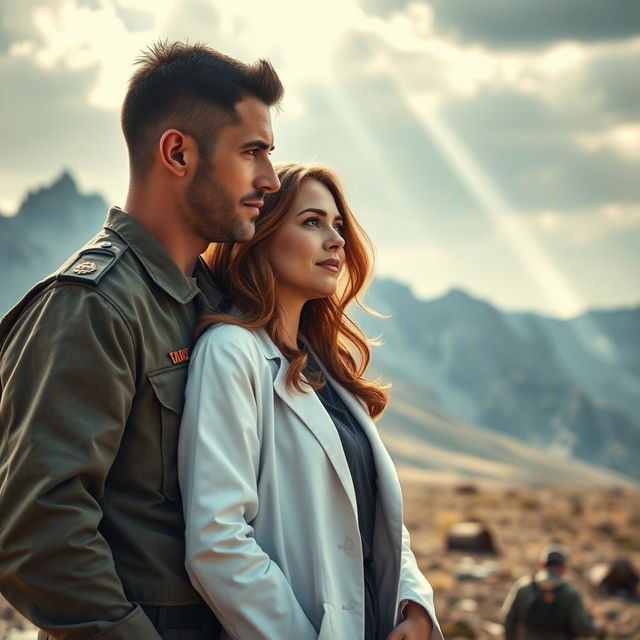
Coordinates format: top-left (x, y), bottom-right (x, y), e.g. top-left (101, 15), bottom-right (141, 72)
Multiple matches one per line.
top-left (1, 0), bottom-right (639, 317)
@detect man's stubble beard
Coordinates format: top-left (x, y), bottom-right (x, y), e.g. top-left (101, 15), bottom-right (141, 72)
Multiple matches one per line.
top-left (184, 163), bottom-right (255, 243)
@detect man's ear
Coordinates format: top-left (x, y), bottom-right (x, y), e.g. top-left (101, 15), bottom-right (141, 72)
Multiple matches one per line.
top-left (158, 129), bottom-right (197, 177)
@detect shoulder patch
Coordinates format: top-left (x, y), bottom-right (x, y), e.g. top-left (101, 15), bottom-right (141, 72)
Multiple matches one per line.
top-left (57, 242), bottom-right (125, 286)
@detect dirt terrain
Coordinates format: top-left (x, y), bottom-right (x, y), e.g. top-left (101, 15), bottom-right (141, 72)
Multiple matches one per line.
top-left (2, 483), bottom-right (639, 639)
top-left (402, 482), bottom-right (640, 640)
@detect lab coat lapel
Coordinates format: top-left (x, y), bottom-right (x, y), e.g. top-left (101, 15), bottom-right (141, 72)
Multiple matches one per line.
top-left (302, 339), bottom-right (404, 536)
top-left (253, 330), bottom-right (359, 517)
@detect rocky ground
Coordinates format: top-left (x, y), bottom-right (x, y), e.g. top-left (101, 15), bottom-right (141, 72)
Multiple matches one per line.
top-left (403, 482), bottom-right (640, 640)
top-left (2, 484), bottom-right (639, 639)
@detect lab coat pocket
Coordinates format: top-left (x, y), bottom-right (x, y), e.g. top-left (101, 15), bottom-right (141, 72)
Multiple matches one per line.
top-left (148, 363), bottom-right (188, 501)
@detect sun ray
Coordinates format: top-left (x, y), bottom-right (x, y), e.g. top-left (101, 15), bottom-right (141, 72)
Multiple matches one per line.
top-left (395, 84), bottom-right (587, 319)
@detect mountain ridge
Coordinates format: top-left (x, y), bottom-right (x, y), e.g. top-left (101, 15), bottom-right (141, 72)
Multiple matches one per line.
top-left (2, 171), bottom-right (638, 485)
top-left (357, 277), bottom-right (640, 481)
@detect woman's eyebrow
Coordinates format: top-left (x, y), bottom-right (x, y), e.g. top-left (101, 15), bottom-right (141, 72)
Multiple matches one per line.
top-left (296, 208), bottom-right (344, 221)
top-left (296, 207), bottom-right (326, 217)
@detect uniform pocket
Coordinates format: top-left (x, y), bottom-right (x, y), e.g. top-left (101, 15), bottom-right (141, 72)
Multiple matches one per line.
top-left (148, 363), bottom-right (188, 501)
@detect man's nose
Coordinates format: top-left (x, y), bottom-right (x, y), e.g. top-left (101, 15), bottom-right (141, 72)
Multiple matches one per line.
top-left (256, 161), bottom-right (280, 193)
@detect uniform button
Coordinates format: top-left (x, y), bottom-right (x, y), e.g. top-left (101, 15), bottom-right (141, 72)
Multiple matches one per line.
top-left (342, 603), bottom-right (354, 611)
top-left (100, 241), bottom-right (113, 248)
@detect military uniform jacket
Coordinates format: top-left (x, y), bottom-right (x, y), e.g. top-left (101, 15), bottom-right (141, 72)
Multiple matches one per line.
top-left (0, 207), bottom-right (222, 640)
top-left (501, 569), bottom-right (599, 640)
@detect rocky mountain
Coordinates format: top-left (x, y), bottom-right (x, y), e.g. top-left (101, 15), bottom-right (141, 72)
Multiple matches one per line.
top-left (508, 308), bottom-right (640, 425)
top-left (356, 280), bottom-right (640, 482)
top-left (0, 171), bottom-right (106, 313)
top-left (1, 172), bottom-right (637, 485)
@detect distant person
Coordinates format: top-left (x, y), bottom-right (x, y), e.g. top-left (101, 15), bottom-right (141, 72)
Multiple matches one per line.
top-left (0, 41), bottom-right (282, 639)
top-left (178, 163), bottom-right (443, 639)
top-left (501, 546), bottom-right (605, 640)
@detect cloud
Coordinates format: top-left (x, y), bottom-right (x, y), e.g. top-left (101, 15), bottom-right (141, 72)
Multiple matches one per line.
top-left (440, 87), bottom-right (640, 212)
top-left (0, 47), bottom-right (127, 213)
top-left (0, 0), bottom-right (62, 53)
top-left (361, 0), bottom-right (640, 48)
top-left (531, 204), bottom-right (640, 244)
top-left (581, 44), bottom-right (640, 121)
top-left (375, 206), bottom-right (640, 316)
top-left (312, 21), bottom-right (639, 317)
top-left (577, 124), bottom-right (640, 160)
top-left (0, 29), bottom-right (12, 55)
top-left (324, 23), bottom-right (640, 215)
top-left (526, 214), bottom-right (640, 312)
top-left (1, 0), bottom-right (638, 315)
top-left (163, 0), bottom-right (224, 45)
top-left (112, 2), bottom-right (154, 33)
top-left (274, 74), bottom-right (483, 246)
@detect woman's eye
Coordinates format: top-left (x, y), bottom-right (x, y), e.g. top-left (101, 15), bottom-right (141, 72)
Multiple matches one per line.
top-left (334, 224), bottom-right (345, 235)
top-left (303, 217), bottom-right (320, 227)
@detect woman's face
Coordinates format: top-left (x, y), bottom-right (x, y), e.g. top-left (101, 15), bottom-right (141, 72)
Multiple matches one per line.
top-left (267, 178), bottom-right (346, 305)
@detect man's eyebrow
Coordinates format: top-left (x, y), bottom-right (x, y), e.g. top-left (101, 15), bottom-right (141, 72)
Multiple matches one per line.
top-left (296, 208), bottom-right (344, 220)
top-left (241, 140), bottom-right (275, 152)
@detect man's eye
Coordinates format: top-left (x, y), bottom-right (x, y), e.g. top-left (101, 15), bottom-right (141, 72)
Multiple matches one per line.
top-left (245, 149), bottom-right (258, 156)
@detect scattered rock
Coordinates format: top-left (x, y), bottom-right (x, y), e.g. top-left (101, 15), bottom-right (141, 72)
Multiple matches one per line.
top-left (603, 607), bottom-right (620, 621)
top-left (455, 484), bottom-right (480, 495)
top-left (454, 556), bottom-right (500, 581)
top-left (439, 618), bottom-right (476, 639)
top-left (595, 521), bottom-right (617, 537)
top-left (590, 557), bottom-right (639, 599)
top-left (6, 630), bottom-right (38, 640)
top-left (454, 598), bottom-right (478, 612)
top-left (447, 522), bottom-right (498, 555)
top-left (3, 485), bottom-right (640, 640)
top-left (481, 621), bottom-right (503, 636)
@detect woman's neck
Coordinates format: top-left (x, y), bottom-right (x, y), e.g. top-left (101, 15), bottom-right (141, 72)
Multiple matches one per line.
top-left (277, 296), bottom-right (305, 350)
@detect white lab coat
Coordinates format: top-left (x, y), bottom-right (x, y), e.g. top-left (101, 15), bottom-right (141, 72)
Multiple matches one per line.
top-left (178, 324), bottom-right (442, 640)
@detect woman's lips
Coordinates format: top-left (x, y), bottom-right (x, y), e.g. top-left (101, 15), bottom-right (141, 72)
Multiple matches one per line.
top-left (316, 259), bottom-right (340, 273)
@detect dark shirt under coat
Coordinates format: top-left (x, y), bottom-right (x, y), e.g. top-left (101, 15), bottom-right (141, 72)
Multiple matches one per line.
top-left (304, 349), bottom-right (379, 640)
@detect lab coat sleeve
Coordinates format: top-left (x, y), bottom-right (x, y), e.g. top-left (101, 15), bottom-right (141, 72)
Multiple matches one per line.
top-left (178, 326), bottom-right (317, 640)
top-left (397, 524), bottom-right (444, 640)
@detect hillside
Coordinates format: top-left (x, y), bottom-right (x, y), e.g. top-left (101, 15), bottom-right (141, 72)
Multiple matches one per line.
top-left (357, 280), bottom-right (640, 482)
top-left (2, 171), bottom-right (638, 486)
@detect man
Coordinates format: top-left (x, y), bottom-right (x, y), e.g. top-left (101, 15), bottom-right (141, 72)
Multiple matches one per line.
top-left (0, 41), bottom-right (282, 639)
top-left (502, 546), bottom-right (605, 640)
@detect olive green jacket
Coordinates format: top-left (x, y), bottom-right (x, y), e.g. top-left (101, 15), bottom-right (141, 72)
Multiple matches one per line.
top-left (0, 207), bottom-right (223, 639)
top-left (502, 569), bottom-right (599, 640)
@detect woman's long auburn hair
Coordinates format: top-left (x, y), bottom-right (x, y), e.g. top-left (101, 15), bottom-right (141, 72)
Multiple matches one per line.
top-left (199, 163), bottom-right (389, 418)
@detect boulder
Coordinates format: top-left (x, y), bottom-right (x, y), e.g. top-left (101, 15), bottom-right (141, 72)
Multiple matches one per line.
top-left (589, 558), bottom-right (639, 599)
top-left (446, 521), bottom-right (498, 554)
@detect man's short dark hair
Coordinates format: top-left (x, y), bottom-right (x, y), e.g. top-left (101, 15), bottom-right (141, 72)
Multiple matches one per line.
top-left (121, 40), bottom-right (284, 179)
top-left (541, 546), bottom-right (566, 568)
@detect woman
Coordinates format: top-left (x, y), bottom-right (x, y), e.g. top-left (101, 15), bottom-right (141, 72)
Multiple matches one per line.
top-left (178, 164), bottom-right (443, 640)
